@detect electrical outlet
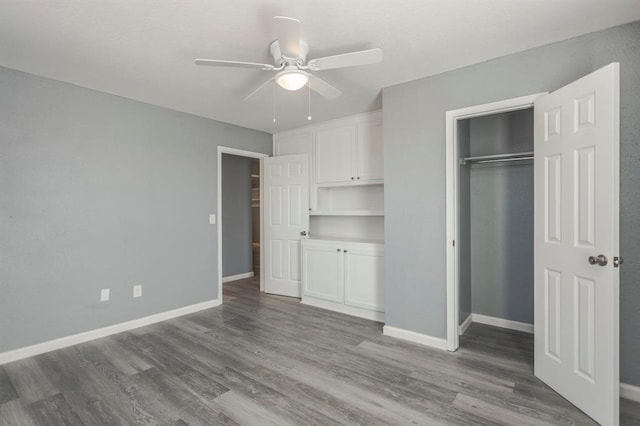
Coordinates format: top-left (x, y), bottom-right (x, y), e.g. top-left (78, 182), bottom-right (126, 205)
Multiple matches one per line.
top-left (133, 285), bottom-right (142, 298)
top-left (100, 288), bottom-right (110, 302)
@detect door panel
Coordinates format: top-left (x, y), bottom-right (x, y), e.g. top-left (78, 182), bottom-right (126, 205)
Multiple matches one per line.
top-left (544, 154), bottom-right (562, 243)
top-left (534, 63), bottom-right (619, 426)
top-left (264, 154), bottom-right (309, 297)
top-left (270, 240), bottom-right (283, 280)
top-left (315, 125), bottom-right (356, 183)
top-left (544, 268), bottom-right (562, 362)
top-left (302, 245), bottom-right (343, 302)
top-left (356, 121), bottom-right (384, 181)
top-left (343, 247), bottom-right (384, 312)
top-left (574, 147), bottom-right (595, 248)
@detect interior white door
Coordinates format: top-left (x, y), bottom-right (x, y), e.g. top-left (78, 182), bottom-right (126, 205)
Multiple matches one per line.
top-left (264, 154), bottom-right (309, 297)
top-left (534, 63), bottom-right (619, 426)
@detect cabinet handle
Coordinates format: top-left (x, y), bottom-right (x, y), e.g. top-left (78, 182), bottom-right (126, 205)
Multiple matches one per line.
top-left (337, 248), bottom-right (341, 252)
top-left (357, 177), bottom-right (360, 180)
top-left (344, 250), bottom-right (348, 253)
top-left (351, 177), bottom-right (354, 180)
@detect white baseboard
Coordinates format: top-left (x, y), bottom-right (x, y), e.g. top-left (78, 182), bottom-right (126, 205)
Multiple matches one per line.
top-left (471, 313), bottom-right (534, 334)
top-left (621, 382), bottom-right (640, 403)
top-left (0, 298), bottom-right (221, 366)
top-left (222, 271), bottom-right (254, 283)
top-left (382, 325), bottom-right (448, 351)
top-left (458, 314), bottom-right (473, 335)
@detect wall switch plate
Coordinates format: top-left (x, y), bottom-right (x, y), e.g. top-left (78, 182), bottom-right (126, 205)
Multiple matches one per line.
top-left (133, 285), bottom-right (142, 298)
top-left (100, 288), bottom-right (110, 302)
top-left (209, 214), bottom-right (216, 225)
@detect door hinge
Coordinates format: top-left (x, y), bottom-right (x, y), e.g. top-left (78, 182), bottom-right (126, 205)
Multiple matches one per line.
top-left (452, 240), bottom-right (455, 247)
top-left (614, 256), bottom-right (623, 268)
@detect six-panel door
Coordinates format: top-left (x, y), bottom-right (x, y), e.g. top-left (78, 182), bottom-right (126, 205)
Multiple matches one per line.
top-left (264, 154), bottom-right (310, 298)
top-left (534, 63), bottom-right (619, 426)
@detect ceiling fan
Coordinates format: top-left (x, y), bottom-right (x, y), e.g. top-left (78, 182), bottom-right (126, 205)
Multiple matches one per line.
top-left (195, 16), bottom-right (383, 101)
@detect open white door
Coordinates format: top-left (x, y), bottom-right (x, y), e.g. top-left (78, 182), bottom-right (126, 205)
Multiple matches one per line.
top-left (534, 63), bottom-right (620, 425)
top-left (264, 154), bottom-right (309, 297)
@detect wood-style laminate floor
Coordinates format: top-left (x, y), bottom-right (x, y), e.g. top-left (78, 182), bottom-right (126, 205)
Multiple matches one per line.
top-left (1, 277), bottom-right (639, 425)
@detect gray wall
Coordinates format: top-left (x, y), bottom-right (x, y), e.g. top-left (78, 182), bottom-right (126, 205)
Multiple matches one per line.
top-left (383, 21), bottom-right (640, 385)
top-left (469, 111), bottom-right (534, 325)
top-left (0, 66), bottom-right (271, 353)
top-left (222, 154), bottom-right (253, 277)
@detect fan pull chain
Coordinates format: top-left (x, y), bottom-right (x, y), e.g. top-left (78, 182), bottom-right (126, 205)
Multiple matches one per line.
top-left (307, 79), bottom-right (312, 121)
top-left (272, 83), bottom-right (277, 123)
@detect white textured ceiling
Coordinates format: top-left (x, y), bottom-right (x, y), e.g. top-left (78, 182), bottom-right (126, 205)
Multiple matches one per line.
top-left (1, 1), bottom-right (639, 133)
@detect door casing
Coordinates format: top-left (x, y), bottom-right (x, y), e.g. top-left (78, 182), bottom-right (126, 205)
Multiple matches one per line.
top-left (444, 93), bottom-right (547, 351)
top-left (217, 146), bottom-right (269, 301)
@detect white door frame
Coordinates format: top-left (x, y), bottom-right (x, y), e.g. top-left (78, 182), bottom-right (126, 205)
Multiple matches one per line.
top-left (217, 146), bottom-right (269, 302)
top-left (444, 93), bottom-right (547, 351)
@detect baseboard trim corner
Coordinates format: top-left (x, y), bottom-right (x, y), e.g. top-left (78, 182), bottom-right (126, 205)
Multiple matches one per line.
top-left (458, 314), bottom-right (473, 335)
top-left (382, 325), bottom-right (447, 351)
top-left (0, 298), bottom-right (222, 366)
top-left (621, 382), bottom-right (640, 403)
top-left (471, 313), bottom-right (534, 334)
top-left (222, 271), bottom-right (255, 283)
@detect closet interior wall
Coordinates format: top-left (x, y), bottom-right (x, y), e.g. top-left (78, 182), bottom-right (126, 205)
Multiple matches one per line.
top-left (458, 108), bottom-right (534, 329)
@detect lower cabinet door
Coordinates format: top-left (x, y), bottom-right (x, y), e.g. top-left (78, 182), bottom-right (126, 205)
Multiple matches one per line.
top-left (343, 246), bottom-right (385, 312)
top-left (302, 244), bottom-right (344, 303)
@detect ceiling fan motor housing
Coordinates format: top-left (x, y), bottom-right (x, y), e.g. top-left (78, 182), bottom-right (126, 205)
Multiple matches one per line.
top-left (270, 40), bottom-right (309, 67)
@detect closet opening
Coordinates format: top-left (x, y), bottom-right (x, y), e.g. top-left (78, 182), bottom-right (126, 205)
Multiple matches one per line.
top-left (216, 146), bottom-right (268, 302)
top-left (445, 93), bottom-right (546, 352)
top-left (221, 154), bottom-right (260, 288)
top-left (457, 108), bottom-right (534, 349)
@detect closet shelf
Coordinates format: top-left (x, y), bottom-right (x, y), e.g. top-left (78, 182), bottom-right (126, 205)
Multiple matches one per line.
top-left (310, 210), bottom-right (384, 217)
top-left (460, 151), bottom-right (533, 166)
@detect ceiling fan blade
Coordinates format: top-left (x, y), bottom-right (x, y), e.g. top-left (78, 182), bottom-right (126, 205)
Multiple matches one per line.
top-left (274, 16), bottom-right (301, 59)
top-left (307, 48), bottom-right (382, 71)
top-left (195, 59), bottom-right (274, 70)
top-left (309, 75), bottom-right (341, 99)
top-left (244, 76), bottom-right (276, 101)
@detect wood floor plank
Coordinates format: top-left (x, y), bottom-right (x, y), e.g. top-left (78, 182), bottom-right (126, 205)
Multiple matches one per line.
top-left (35, 348), bottom-right (140, 424)
top-left (213, 390), bottom-right (296, 426)
top-left (87, 338), bottom-right (153, 376)
top-left (3, 358), bottom-right (59, 405)
top-left (0, 367), bottom-right (19, 405)
top-left (26, 393), bottom-right (84, 426)
top-left (0, 400), bottom-right (35, 426)
top-left (621, 398), bottom-right (640, 425)
top-left (128, 367), bottom-right (238, 426)
top-left (453, 393), bottom-right (554, 426)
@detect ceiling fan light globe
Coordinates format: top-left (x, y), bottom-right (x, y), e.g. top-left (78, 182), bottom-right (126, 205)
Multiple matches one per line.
top-left (276, 70), bottom-right (308, 91)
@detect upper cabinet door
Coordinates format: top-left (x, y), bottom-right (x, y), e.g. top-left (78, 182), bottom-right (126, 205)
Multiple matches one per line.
top-left (315, 125), bottom-right (356, 184)
top-left (356, 120), bottom-right (384, 181)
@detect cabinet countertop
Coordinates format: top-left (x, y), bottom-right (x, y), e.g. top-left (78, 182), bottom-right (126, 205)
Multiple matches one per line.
top-left (304, 236), bottom-right (384, 245)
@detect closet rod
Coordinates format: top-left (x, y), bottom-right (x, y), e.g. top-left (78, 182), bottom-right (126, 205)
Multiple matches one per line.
top-left (460, 151), bottom-right (533, 165)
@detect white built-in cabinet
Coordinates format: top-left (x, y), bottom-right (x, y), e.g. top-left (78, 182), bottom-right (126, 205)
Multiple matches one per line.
top-left (315, 117), bottom-right (383, 184)
top-left (272, 110), bottom-right (385, 321)
top-left (301, 238), bottom-right (384, 322)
